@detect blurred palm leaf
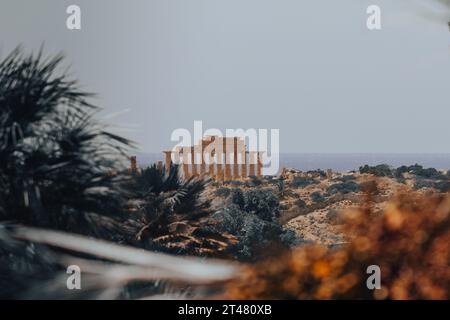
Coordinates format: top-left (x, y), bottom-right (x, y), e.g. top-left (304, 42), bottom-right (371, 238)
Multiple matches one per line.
top-left (127, 165), bottom-right (237, 257)
top-left (0, 224), bottom-right (238, 299)
top-left (0, 47), bottom-right (134, 238)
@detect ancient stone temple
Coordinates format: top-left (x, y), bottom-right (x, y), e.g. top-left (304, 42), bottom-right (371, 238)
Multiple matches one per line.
top-left (163, 136), bottom-right (263, 181)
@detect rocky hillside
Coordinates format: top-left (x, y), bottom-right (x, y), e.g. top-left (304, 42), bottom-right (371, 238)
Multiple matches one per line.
top-left (206, 164), bottom-right (450, 247)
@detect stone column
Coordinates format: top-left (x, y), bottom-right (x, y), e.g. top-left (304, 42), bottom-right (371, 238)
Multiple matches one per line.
top-left (224, 138), bottom-right (232, 181)
top-left (208, 161), bottom-right (215, 178)
top-left (163, 151), bottom-right (172, 175)
top-left (199, 150), bottom-right (206, 176)
top-left (203, 136), bottom-right (215, 179)
top-left (216, 163), bottom-right (223, 181)
top-left (240, 150), bottom-right (247, 178)
top-left (191, 146), bottom-right (198, 176)
top-left (224, 164), bottom-right (232, 181)
top-left (216, 138), bottom-right (224, 181)
top-left (207, 150), bottom-right (215, 179)
top-left (181, 147), bottom-right (190, 179)
top-left (233, 137), bottom-right (240, 180)
top-left (256, 152), bottom-right (263, 178)
top-left (248, 151), bottom-right (256, 177)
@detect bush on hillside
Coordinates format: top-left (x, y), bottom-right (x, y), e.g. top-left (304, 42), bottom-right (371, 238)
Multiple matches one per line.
top-left (295, 199), bottom-right (307, 209)
top-left (326, 181), bottom-right (360, 195)
top-left (310, 192), bottom-right (326, 203)
top-left (290, 176), bottom-right (318, 188)
top-left (359, 164), bottom-right (393, 177)
top-left (216, 187), bottom-right (231, 197)
top-left (213, 189), bottom-right (297, 261)
top-left (307, 169), bottom-right (327, 178)
top-left (397, 164), bottom-right (447, 180)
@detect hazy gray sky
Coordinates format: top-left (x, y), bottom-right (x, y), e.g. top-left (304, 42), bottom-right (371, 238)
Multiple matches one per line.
top-left (1, 0), bottom-right (450, 153)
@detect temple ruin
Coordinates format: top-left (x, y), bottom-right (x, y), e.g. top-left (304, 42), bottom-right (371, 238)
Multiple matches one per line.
top-left (163, 136), bottom-right (263, 181)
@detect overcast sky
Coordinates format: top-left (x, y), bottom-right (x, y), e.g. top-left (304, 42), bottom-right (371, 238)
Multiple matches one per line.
top-left (1, 0), bottom-right (450, 153)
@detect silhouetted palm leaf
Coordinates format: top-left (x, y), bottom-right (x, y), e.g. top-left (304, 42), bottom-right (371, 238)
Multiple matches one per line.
top-left (0, 224), bottom-right (238, 299)
top-left (0, 47), bottom-right (133, 237)
top-left (127, 165), bottom-right (237, 257)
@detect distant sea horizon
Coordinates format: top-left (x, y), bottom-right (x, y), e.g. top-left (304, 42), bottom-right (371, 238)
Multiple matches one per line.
top-left (135, 153), bottom-right (450, 172)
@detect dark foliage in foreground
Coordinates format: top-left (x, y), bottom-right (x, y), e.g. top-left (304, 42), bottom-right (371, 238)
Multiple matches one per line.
top-left (0, 48), bottom-right (237, 299)
top-left (0, 225), bottom-right (60, 299)
top-left (125, 165), bottom-right (237, 257)
top-left (127, 163), bottom-right (180, 197)
top-left (0, 224), bottom-right (237, 299)
top-left (0, 48), bottom-right (143, 298)
top-left (224, 190), bottom-right (450, 299)
top-left (0, 48), bottom-right (133, 238)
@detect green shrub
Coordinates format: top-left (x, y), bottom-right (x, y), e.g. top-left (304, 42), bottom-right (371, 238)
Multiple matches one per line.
top-left (307, 169), bottom-right (327, 178)
top-left (295, 199), bottom-right (307, 209)
top-left (414, 178), bottom-right (433, 190)
top-left (290, 176), bottom-right (318, 188)
top-left (215, 187), bottom-right (231, 197)
top-left (338, 175), bottom-right (356, 182)
top-left (310, 191), bottom-right (325, 203)
top-left (128, 163), bottom-right (180, 197)
top-left (231, 188), bottom-right (245, 209)
top-left (396, 164), bottom-right (447, 180)
top-left (359, 164), bottom-right (393, 177)
top-left (434, 181), bottom-right (450, 192)
top-left (243, 189), bottom-right (280, 222)
top-left (415, 178), bottom-right (450, 192)
top-left (212, 188), bottom-right (299, 261)
top-left (327, 181), bottom-right (360, 195)
top-left (245, 176), bottom-right (263, 187)
top-left (227, 180), bottom-right (244, 186)
top-left (213, 195), bottom-right (298, 262)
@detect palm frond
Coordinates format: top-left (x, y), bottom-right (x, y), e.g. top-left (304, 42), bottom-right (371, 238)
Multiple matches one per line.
top-left (0, 47), bottom-right (134, 238)
top-left (0, 224), bottom-right (238, 299)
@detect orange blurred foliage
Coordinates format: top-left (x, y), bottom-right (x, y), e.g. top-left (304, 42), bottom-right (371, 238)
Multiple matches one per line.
top-left (223, 189), bottom-right (450, 299)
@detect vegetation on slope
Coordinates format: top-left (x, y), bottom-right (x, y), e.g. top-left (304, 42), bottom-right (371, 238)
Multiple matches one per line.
top-left (224, 189), bottom-right (450, 299)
